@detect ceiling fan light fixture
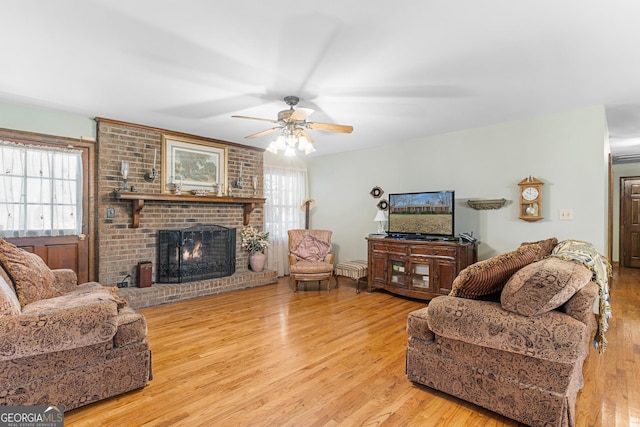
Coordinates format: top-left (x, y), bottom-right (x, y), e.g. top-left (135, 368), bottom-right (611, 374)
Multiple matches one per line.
top-left (297, 136), bottom-right (309, 150)
top-left (286, 134), bottom-right (297, 146)
top-left (266, 141), bottom-right (278, 154)
top-left (275, 135), bottom-right (286, 150)
top-left (233, 95), bottom-right (352, 157)
top-left (284, 146), bottom-right (296, 157)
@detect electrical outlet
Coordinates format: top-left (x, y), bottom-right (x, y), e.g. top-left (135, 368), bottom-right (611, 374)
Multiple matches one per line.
top-left (559, 209), bottom-right (574, 220)
top-left (106, 207), bottom-right (115, 218)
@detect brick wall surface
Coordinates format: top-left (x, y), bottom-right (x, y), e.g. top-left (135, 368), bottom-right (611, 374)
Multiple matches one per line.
top-left (96, 120), bottom-right (266, 295)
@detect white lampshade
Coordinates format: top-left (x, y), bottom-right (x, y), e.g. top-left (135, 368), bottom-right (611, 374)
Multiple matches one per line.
top-left (373, 210), bottom-right (387, 234)
top-left (373, 210), bottom-right (388, 222)
top-left (297, 136), bottom-right (309, 150)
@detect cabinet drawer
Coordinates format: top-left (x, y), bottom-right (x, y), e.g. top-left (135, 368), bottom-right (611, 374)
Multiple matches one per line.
top-left (410, 246), bottom-right (457, 258)
top-left (371, 242), bottom-right (408, 255)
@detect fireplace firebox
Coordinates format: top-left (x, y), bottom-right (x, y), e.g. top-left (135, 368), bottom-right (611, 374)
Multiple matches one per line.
top-left (157, 225), bottom-right (236, 283)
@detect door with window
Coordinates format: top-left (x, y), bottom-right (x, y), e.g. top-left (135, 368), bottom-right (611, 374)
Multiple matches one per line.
top-left (1, 136), bottom-right (90, 283)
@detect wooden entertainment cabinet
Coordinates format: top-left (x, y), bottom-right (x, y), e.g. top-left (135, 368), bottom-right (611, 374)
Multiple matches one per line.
top-left (366, 237), bottom-right (477, 300)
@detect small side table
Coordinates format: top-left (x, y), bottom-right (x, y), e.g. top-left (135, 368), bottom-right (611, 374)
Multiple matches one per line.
top-left (334, 260), bottom-right (368, 294)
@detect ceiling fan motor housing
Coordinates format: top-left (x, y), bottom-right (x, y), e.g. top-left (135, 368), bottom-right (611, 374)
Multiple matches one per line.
top-left (284, 95), bottom-right (299, 107)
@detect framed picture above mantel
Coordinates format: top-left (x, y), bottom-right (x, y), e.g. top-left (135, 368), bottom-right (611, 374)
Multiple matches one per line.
top-left (161, 135), bottom-right (228, 195)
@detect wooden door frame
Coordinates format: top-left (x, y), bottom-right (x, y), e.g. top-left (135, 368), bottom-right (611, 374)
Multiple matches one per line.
top-left (0, 127), bottom-right (97, 280)
top-left (608, 154), bottom-right (613, 263)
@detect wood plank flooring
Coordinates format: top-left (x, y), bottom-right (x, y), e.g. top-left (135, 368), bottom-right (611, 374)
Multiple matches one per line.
top-left (65, 267), bottom-right (640, 426)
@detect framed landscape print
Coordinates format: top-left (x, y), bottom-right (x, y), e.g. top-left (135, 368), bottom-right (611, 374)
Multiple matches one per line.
top-left (161, 135), bottom-right (228, 194)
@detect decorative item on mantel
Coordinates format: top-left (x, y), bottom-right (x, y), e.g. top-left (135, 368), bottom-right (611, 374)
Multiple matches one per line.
top-left (241, 225), bottom-right (270, 272)
top-left (467, 198), bottom-right (507, 210)
top-left (252, 176), bottom-right (258, 195)
top-left (121, 160), bottom-right (129, 191)
top-left (143, 148), bottom-right (157, 182)
top-left (232, 162), bottom-right (244, 189)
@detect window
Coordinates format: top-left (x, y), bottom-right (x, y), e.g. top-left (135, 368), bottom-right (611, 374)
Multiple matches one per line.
top-left (0, 140), bottom-right (83, 238)
top-left (263, 166), bottom-right (307, 276)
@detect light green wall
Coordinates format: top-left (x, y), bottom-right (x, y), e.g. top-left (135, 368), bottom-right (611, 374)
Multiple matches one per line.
top-left (0, 101), bottom-right (95, 139)
top-left (612, 163), bottom-right (640, 262)
top-left (0, 101), bottom-right (612, 262)
top-left (307, 106), bottom-right (609, 262)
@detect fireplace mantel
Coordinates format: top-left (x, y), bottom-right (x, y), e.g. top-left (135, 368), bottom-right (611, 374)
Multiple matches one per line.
top-left (114, 192), bottom-right (266, 228)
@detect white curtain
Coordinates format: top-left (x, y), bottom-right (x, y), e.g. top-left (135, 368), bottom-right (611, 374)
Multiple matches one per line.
top-left (0, 139), bottom-right (83, 238)
top-left (263, 165), bottom-right (307, 276)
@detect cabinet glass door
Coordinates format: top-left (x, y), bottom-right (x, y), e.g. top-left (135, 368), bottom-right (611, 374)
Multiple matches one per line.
top-left (411, 262), bottom-right (431, 289)
top-left (389, 259), bottom-right (406, 286)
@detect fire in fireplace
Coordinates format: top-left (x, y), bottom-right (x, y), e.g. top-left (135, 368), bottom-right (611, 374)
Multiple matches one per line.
top-left (157, 225), bottom-right (236, 283)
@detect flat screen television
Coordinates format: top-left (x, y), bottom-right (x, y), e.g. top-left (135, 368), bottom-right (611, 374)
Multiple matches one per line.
top-left (387, 191), bottom-right (455, 239)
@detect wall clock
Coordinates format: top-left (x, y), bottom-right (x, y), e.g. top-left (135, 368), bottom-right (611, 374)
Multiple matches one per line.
top-left (518, 176), bottom-right (543, 222)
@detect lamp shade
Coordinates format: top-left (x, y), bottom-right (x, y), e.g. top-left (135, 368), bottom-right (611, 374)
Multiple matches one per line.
top-left (373, 210), bottom-right (388, 222)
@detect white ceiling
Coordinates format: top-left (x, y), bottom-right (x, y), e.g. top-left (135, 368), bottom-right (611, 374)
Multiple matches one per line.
top-left (2, 1), bottom-right (640, 161)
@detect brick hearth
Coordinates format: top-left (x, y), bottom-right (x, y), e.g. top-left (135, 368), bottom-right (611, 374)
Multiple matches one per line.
top-left (117, 270), bottom-right (277, 310)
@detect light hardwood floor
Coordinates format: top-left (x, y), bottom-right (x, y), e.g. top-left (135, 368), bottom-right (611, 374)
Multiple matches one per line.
top-left (65, 267), bottom-right (639, 426)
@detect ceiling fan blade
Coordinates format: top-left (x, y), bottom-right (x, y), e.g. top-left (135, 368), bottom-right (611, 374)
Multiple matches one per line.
top-left (245, 127), bottom-right (282, 139)
top-left (289, 107), bottom-right (314, 121)
top-left (306, 122), bottom-right (354, 133)
top-left (232, 115), bottom-right (278, 124)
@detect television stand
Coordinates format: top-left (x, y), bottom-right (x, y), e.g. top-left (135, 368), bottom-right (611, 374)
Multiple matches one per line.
top-left (366, 236), bottom-right (477, 300)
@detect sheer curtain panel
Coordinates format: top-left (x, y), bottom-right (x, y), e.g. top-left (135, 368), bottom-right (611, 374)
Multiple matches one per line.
top-left (263, 166), bottom-right (307, 276)
top-left (0, 140), bottom-right (83, 238)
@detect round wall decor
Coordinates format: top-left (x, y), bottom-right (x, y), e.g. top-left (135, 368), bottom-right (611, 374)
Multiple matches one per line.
top-left (370, 186), bottom-right (384, 198)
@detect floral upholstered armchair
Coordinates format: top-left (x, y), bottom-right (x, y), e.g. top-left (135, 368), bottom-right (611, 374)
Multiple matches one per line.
top-left (287, 229), bottom-right (334, 291)
top-left (0, 238), bottom-right (151, 410)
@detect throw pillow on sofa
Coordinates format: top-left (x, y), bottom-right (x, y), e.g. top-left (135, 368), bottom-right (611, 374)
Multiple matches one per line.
top-left (291, 234), bottom-right (331, 261)
top-left (520, 237), bottom-right (558, 260)
top-left (449, 244), bottom-right (540, 299)
top-left (0, 239), bottom-right (58, 307)
top-left (501, 257), bottom-right (592, 316)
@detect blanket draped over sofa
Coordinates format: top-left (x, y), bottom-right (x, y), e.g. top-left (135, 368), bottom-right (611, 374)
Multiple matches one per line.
top-left (548, 239), bottom-right (612, 353)
top-left (406, 238), bottom-right (608, 427)
top-left (0, 238), bottom-right (151, 411)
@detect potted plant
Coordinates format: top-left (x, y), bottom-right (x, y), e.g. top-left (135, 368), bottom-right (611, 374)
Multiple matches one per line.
top-left (241, 225), bottom-right (270, 272)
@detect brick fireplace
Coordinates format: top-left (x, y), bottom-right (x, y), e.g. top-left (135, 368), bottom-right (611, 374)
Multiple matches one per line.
top-left (96, 118), bottom-right (277, 308)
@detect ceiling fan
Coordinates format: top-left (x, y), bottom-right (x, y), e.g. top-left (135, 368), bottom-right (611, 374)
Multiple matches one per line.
top-left (232, 96), bottom-right (353, 155)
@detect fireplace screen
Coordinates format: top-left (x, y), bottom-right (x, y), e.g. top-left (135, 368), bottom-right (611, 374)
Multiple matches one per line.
top-left (157, 225), bottom-right (236, 283)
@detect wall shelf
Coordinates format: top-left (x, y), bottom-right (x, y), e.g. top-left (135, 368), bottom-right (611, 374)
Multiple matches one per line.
top-left (113, 191), bottom-right (266, 228)
top-left (467, 198), bottom-right (507, 210)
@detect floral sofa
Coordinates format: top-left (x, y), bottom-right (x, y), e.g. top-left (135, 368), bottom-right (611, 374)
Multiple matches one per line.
top-left (0, 238), bottom-right (151, 411)
top-left (406, 238), bottom-right (610, 427)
